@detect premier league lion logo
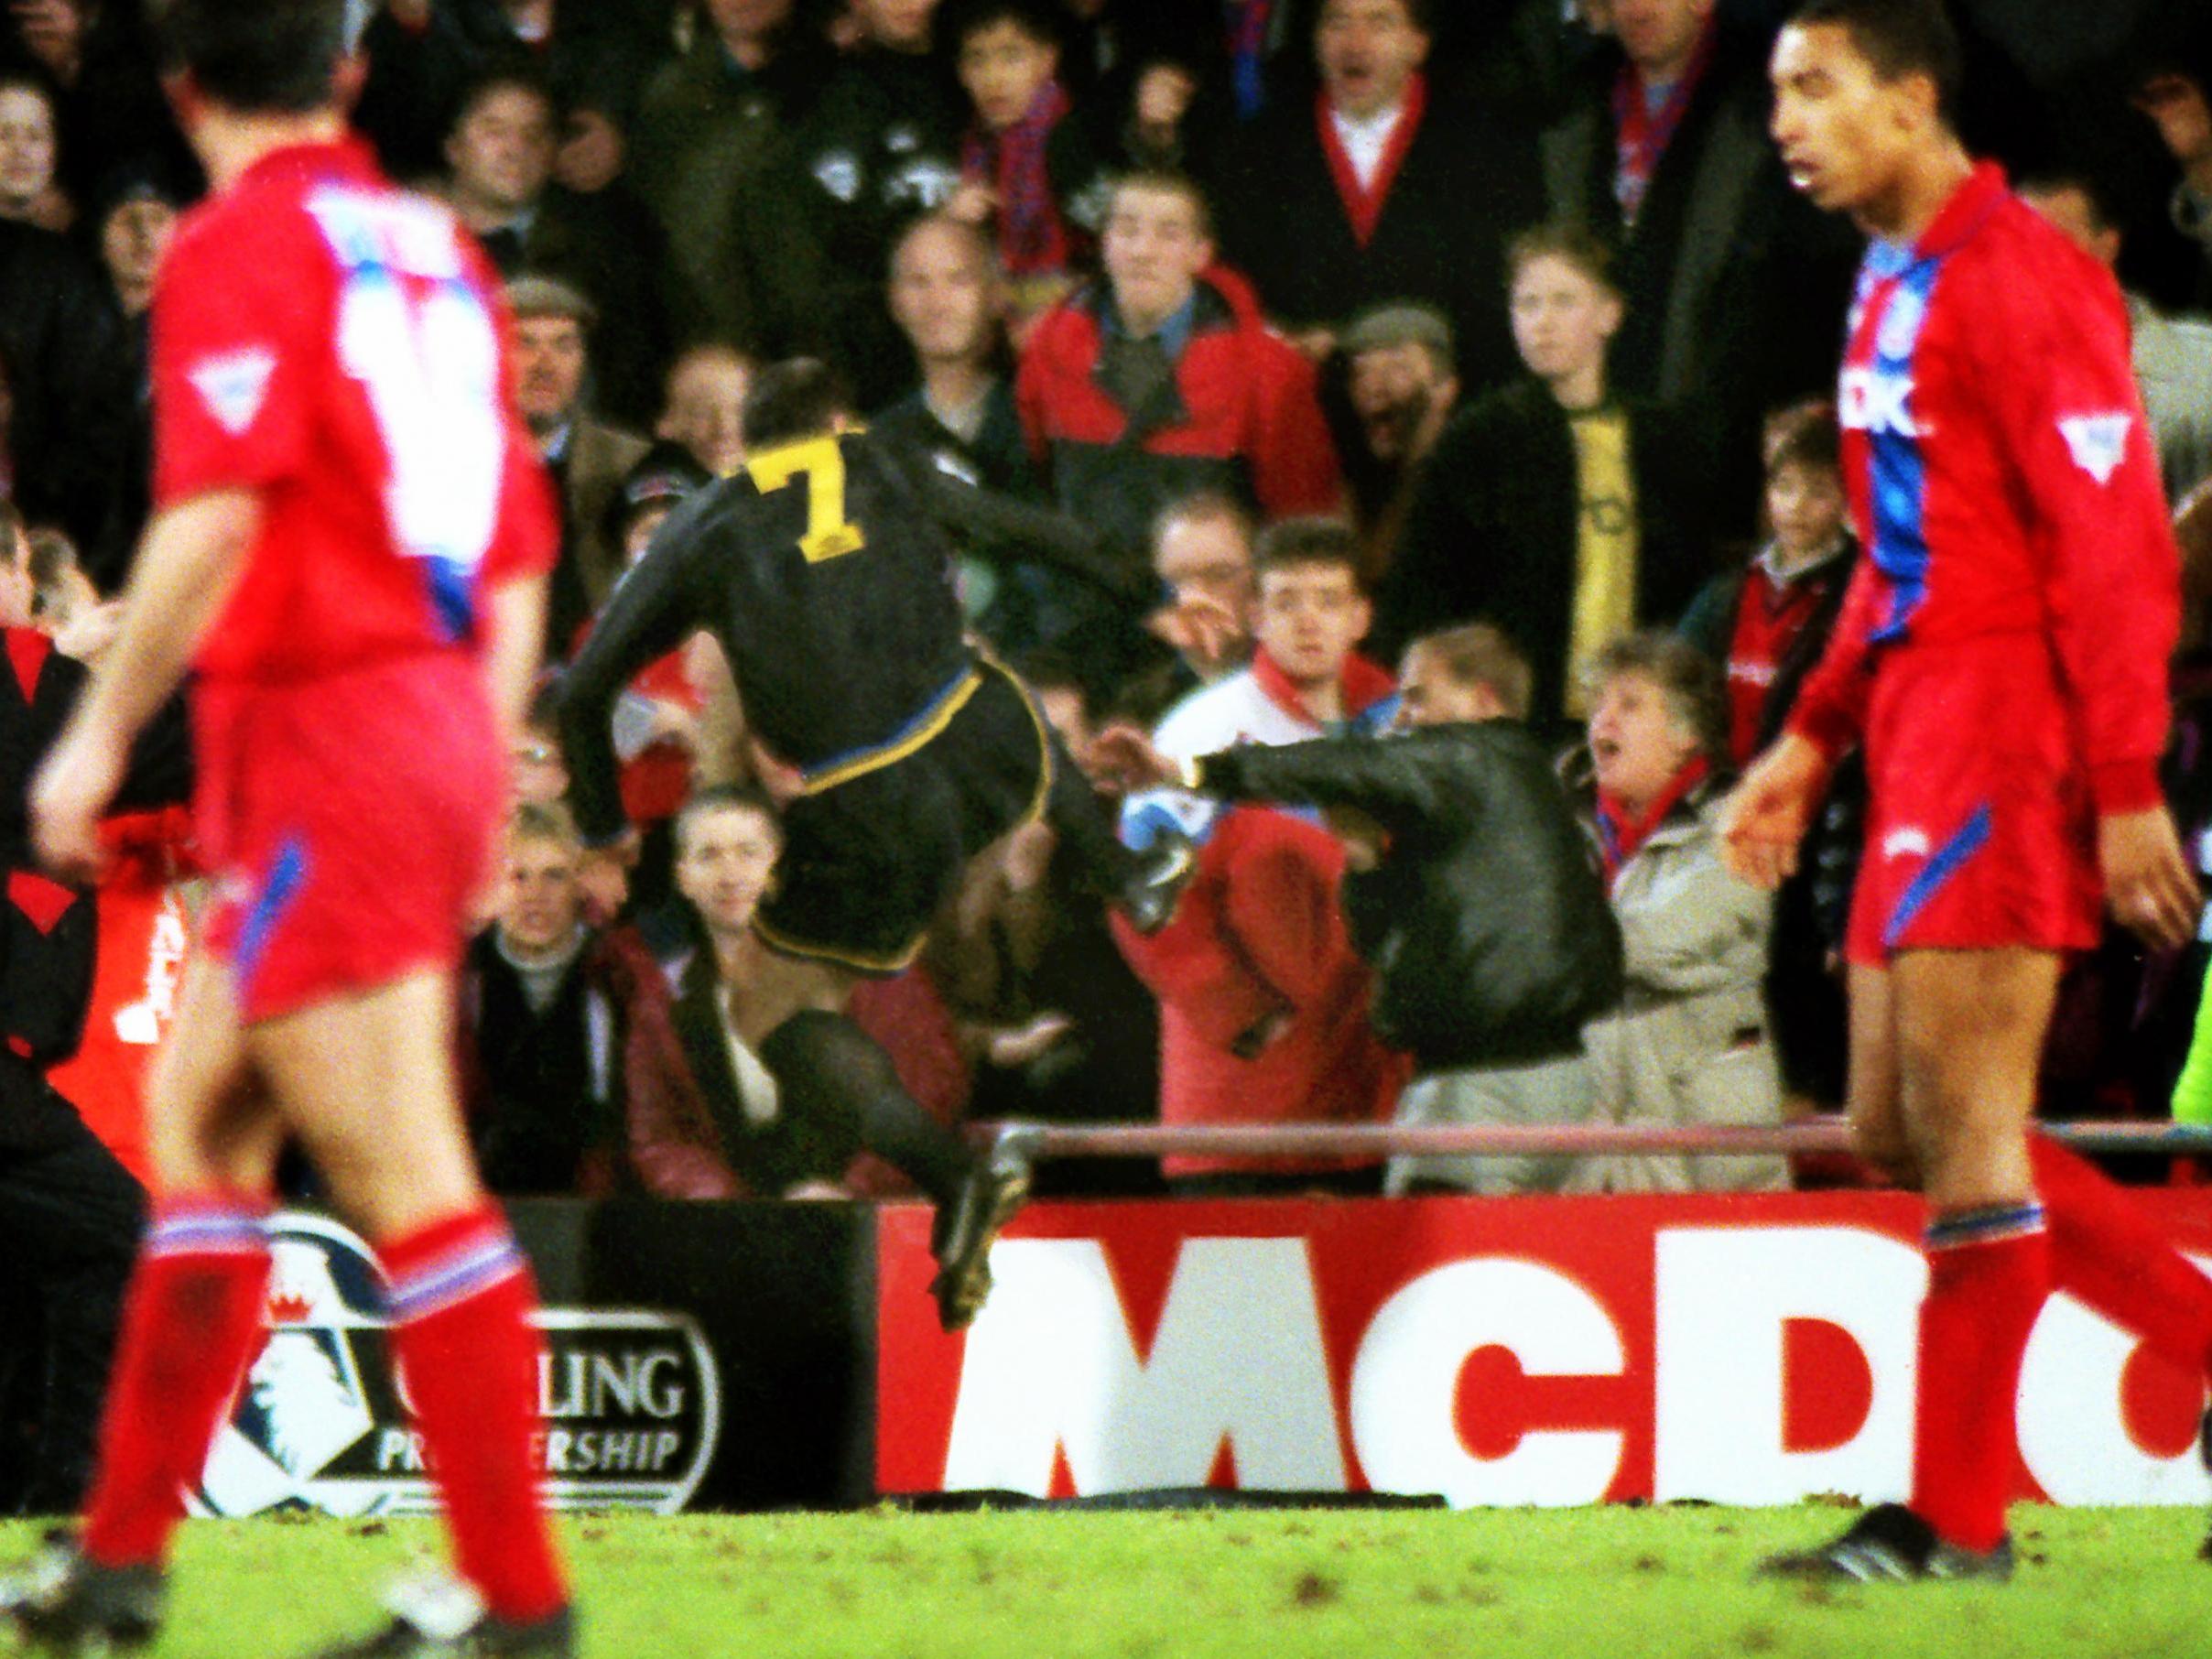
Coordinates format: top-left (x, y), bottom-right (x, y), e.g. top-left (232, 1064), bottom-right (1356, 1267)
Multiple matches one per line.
top-left (189, 1211), bottom-right (722, 1520)
top-left (195, 1213), bottom-right (391, 1519)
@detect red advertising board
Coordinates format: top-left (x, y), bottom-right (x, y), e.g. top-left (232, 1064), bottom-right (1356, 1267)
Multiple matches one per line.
top-left (876, 1192), bottom-right (2212, 1508)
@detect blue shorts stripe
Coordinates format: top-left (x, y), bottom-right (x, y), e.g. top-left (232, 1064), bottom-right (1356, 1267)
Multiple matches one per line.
top-left (1882, 803), bottom-right (1993, 951)
top-left (232, 836), bottom-right (310, 999)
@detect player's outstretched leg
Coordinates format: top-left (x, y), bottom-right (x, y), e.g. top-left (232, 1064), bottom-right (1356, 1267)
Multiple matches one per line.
top-left (2022, 1134), bottom-right (2212, 1557)
top-left (760, 1009), bottom-right (1025, 1330)
top-left (1038, 725), bottom-right (1194, 934)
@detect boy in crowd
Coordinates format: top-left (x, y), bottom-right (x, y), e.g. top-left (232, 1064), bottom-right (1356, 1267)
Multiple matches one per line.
top-left (947, 0), bottom-right (1107, 331)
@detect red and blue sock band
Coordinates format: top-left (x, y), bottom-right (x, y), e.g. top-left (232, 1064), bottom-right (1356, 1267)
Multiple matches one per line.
top-left (1926, 1201), bottom-right (2047, 1252)
top-left (382, 1220), bottom-right (526, 1326)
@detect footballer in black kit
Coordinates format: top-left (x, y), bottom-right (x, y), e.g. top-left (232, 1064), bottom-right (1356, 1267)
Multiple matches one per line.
top-left (558, 360), bottom-right (1187, 1326)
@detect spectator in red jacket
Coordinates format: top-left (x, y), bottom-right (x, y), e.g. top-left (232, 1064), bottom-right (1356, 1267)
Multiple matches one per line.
top-left (1112, 519), bottom-right (1404, 1195)
top-left (1016, 168), bottom-right (1343, 604)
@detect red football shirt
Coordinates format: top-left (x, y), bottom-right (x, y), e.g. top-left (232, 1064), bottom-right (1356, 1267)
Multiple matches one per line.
top-left (151, 138), bottom-right (555, 684)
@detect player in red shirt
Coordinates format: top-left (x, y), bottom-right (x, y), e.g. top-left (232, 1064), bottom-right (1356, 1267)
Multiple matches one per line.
top-left (1730, 0), bottom-right (2212, 1582)
top-left (0, 4), bottom-right (573, 1654)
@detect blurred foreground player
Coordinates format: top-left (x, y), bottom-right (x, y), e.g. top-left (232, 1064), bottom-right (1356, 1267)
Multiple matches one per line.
top-left (558, 359), bottom-right (1193, 1327)
top-left (0, 2), bottom-right (574, 1654)
top-left (1732, 0), bottom-right (2212, 1582)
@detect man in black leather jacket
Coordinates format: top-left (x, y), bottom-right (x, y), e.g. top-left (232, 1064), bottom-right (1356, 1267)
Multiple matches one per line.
top-left (1095, 620), bottom-right (1622, 1192)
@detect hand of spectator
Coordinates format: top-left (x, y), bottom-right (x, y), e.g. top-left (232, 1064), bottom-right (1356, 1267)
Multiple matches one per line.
top-left (1144, 590), bottom-right (1244, 676)
top-left (578, 833), bottom-right (636, 922)
top-left (1407, 376), bottom-right (1460, 464)
top-left (557, 110), bottom-right (626, 196)
top-left (642, 697), bottom-right (699, 752)
top-left (1717, 732), bottom-right (1827, 891)
top-left (11, 0), bottom-right (81, 83)
top-left (383, 0), bottom-right (434, 28)
top-left (988, 1011), bottom-right (1074, 1069)
top-left (2099, 807), bottom-right (2203, 953)
top-left (1134, 62), bottom-right (1198, 134)
top-left (945, 179), bottom-right (997, 227)
top-left (51, 598), bottom-right (120, 664)
top-left (30, 717), bottom-right (125, 884)
top-left (1290, 326), bottom-right (1339, 363)
top-left (1084, 724), bottom-right (1183, 794)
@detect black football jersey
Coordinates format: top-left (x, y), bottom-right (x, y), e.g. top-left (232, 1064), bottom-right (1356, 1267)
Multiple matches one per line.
top-left (559, 429), bottom-right (973, 844)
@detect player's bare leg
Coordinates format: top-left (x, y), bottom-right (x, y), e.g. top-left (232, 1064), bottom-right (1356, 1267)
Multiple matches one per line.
top-left (1841, 962), bottom-right (1917, 1188)
top-left (1764, 949), bottom-right (2054, 1584)
top-left (728, 931), bottom-right (1026, 1329)
top-left (2, 958), bottom-right (280, 1652)
top-left (249, 969), bottom-right (571, 1657)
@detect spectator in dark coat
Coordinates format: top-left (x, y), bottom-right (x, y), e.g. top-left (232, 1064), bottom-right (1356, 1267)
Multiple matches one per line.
top-left (1211, 0), bottom-right (1544, 391)
top-left (85, 160), bottom-right (181, 592)
top-left (461, 804), bottom-right (626, 1195)
top-left (1679, 401), bottom-right (1859, 1111)
top-left (0, 208), bottom-right (132, 560)
top-left (628, 0), bottom-right (839, 364)
top-left (1373, 223), bottom-right (1715, 730)
top-left (793, 0), bottom-right (967, 404)
top-left (354, 0), bottom-right (667, 183)
top-left (441, 70), bottom-right (668, 429)
top-left (504, 275), bottom-right (651, 649)
top-left (0, 0), bottom-right (192, 214)
top-left (1536, 0), bottom-right (1855, 521)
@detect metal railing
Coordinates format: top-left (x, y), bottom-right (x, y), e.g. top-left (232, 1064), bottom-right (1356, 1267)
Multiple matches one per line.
top-left (969, 1118), bottom-right (2212, 1177)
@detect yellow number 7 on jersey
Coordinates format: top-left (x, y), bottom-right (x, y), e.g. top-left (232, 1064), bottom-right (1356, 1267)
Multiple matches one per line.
top-left (743, 435), bottom-right (867, 564)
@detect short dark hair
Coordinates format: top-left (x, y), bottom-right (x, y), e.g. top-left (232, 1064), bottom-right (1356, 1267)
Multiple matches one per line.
top-left (1584, 632), bottom-right (1728, 764)
top-left (1763, 398), bottom-right (1840, 478)
top-left (448, 66), bottom-right (557, 140)
top-left (152, 0), bottom-right (350, 114)
top-left (944, 0), bottom-right (1061, 52)
top-left (675, 785), bottom-right (783, 859)
top-left (1788, 0), bottom-right (1963, 123)
top-left (740, 358), bottom-right (852, 450)
top-left (1317, 0), bottom-right (1431, 33)
top-left (1253, 517), bottom-right (1363, 587)
top-left (1107, 168), bottom-right (1215, 242)
top-left (1404, 623), bottom-right (1532, 721)
top-left (508, 798), bottom-right (581, 852)
top-left (1504, 222), bottom-right (1621, 297)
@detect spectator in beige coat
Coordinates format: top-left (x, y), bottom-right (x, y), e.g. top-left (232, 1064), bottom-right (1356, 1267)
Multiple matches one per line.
top-left (1574, 631), bottom-right (1784, 1193)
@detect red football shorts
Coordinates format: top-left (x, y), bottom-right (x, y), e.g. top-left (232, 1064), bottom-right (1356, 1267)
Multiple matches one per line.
top-left (195, 653), bottom-right (506, 1021)
top-left (1844, 636), bottom-right (2103, 966)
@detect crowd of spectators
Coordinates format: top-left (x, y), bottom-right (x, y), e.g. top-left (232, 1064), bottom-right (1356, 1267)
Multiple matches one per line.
top-left (12, 0), bottom-right (2212, 1246)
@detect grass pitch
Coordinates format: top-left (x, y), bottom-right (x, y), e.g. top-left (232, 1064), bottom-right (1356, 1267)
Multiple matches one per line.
top-left (4, 1505), bottom-right (2207, 1658)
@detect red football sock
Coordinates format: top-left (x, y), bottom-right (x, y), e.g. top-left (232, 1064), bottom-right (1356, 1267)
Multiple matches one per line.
top-left (81, 1191), bottom-right (272, 1568)
top-left (2031, 1134), bottom-right (2212, 1376)
top-left (379, 1208), bottom-right (566, 1625)
top-left (1910, 1205), bottom-right (2049, 1554)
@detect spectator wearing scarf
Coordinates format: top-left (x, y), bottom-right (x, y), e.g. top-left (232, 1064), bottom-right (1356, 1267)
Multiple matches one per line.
top-left (1574, 631), bottom-right (1785, 1194)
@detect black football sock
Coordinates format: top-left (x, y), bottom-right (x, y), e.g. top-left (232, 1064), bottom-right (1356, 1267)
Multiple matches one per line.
top-left (757, 1010), bottom-right (972, 1206)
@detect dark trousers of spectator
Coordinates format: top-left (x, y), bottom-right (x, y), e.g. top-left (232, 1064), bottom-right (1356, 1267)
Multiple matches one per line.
top-left (0, 1084), bottom-right (146, 1515)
